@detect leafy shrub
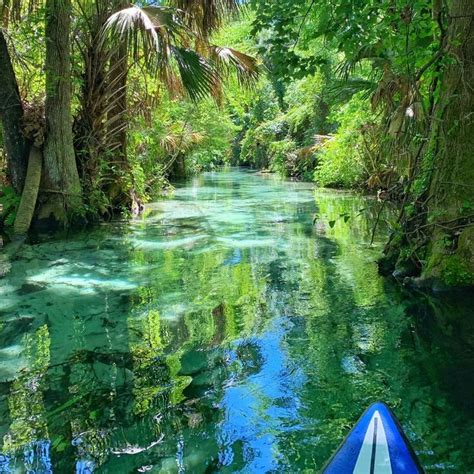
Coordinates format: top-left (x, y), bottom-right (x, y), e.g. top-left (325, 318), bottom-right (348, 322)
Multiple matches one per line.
top-left (0, 185), bottom-right (21, 228)
top-left (315, 94), bottom-right (376, 188)
top-left (268, 139), bottom-right (297, 176)
top-left (240, 117), bottom-right (287, 168)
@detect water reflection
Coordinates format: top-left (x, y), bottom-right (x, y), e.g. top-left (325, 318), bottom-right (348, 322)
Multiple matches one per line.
top-left (0, 169), bottom-right (473, 472)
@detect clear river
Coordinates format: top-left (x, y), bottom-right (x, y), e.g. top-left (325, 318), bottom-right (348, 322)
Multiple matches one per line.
top-left (1, 168), bottom-right (473, 473)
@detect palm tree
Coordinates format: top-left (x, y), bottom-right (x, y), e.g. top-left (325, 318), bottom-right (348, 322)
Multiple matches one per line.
top-left (92, 1), bottom-right (258, 210)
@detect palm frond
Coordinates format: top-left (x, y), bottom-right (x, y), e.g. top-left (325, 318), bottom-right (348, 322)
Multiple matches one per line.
top-left (208, 45), bottom-right (259, 87)
top-left (335, 58), bottom-right (359, 81)
top-left (170, 46), bottom-right (220, 101)
top-left (335, 45), bottom-right (386, 80)
top-left (101, 5), bottom-right (186, 66)
top-left (327, 78), bottom-right (376, 101)
top-left (169, 0), bottom-right (239, 38)
top-left (102, 4), bottom-right (257, 103)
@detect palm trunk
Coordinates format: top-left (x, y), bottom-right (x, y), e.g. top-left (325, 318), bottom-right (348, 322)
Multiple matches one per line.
top-left (107, 0), bottom-right (128, 163)
top-left (0, 28), bottom-right (28, 193)
top-left (74, 2), bottom-right (111, 187)
top-left (106, 0), bottom-right (131, 208)
top-left (39, 0), bottom-right (81, 227)
top-left (107, 43), bottom-right (128, 161)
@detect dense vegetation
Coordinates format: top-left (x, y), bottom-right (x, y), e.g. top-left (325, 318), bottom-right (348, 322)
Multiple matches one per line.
top-left (1, 0), bottom-right (473, 288)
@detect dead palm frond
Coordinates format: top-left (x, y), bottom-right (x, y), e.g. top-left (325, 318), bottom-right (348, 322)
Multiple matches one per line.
top-left (208, 45), bottom-right (259, 88)
top-left (371, 65), bottom-right (407, 111)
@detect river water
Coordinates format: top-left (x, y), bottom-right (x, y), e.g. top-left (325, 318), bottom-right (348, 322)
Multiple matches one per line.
top-left (0, 168), bottom-right (473, 473)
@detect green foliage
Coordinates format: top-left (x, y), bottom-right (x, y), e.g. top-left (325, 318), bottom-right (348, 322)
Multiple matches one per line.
top-left (315, 94), bottom-right (375, 188)
top-left (441, 256), bottom-right (474, 287)
top-left (240, 116), bottom-right (286, 168)
top-left (0, 185), bottom-right (20, 228)
top-left (284, 73), bottom-right (327, 139)
top-left (245, 0), bottom-right (454, 195)
top-left (184, 101), bottom-right (238, 172)
top-left (268, 138), bottom-right (297, 176)
top-left (236, 72), bottom-right (332, 178)
top-left (127, 92), bottom-right (238, 191)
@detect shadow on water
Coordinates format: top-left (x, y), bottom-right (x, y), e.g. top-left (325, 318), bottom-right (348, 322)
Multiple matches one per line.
top-left (0, 168), bottom-right (473, 472)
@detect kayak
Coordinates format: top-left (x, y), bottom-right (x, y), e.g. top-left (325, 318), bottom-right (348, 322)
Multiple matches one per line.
top-left (323, 402), bottom-right (424, 473)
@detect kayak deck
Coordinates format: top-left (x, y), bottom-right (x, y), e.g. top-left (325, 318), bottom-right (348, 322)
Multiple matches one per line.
top-left (323, 402), bottom-right (423, 473)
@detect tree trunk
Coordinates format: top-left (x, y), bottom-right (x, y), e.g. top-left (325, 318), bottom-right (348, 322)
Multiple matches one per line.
top-left (74, 1), bottom-right (111, 190)
top-left (107, 43), bottom-right (128, 161)
top-left (105, 0), bottom-right (130, 208)
top-left (39, 0), bottom-right (81, 227)
top-left (13, 146), bottom-right (42, 235)
top-left (383, 0), bottom-right (474, 288)
top-left (0, 28), bottom-right (28, 193)
top-left (421, 0), bottom-right (474, 287)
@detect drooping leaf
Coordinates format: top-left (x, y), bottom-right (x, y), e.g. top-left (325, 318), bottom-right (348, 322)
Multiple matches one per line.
top-left (208, 45), bottom-right (259, 87)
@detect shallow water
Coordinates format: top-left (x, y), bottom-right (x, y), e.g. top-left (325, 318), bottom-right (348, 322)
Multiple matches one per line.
top-left (1, 168), bottom-right (473, 473)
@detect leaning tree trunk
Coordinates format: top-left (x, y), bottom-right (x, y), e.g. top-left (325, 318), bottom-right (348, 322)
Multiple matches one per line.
top-left (420, 0), bottom-right (474, 287)
top-left (13, 146), bottom-right (42, 235)
top-left (0, 28), bottom-right (29, 193)
top-left (39, 0), bottom-right (81, 227)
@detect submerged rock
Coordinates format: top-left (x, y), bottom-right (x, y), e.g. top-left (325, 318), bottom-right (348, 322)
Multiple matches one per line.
top-left (0, 254), bottom-right (11, 278)
top-left (16, 282), bottom-right (47, 295)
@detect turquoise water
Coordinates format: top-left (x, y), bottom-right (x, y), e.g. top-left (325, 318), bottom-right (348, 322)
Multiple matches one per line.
top-left (0, 168), bottom-right (473, 473)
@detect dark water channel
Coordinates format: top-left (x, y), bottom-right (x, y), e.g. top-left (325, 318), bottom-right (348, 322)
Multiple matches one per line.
top-left (0, 169), bottom-right (473, 472)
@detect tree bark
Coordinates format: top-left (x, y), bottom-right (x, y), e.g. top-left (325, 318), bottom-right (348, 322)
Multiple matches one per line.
top-left (421, 0), bottom-right (474, 287)
top-left (107, 42), bottom-right (128, 161)
top-left (105, 0), bottom-right (131, 208)
top-left (381, 0), bottom-right (474, 288)
top-left (74, 1), bottom-right (111, 186)
top-left (0, 28), bottom-right (28, 193)
top-left (107, 0), bottom-right (129, 161)
top-left (13, 146), bottom-right (42, 235)
top-left (39, 0), bottom-right (81, 226)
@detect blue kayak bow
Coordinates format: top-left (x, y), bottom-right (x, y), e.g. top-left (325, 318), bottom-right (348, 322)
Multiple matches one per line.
top-left (323, 402), bottom-right (424, 474)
